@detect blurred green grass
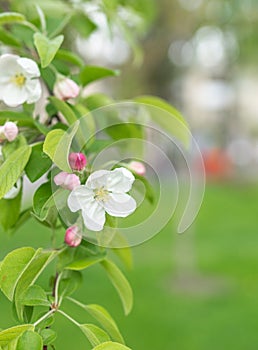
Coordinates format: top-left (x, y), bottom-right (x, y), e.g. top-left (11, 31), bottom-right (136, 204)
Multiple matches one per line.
top-left (1, 183), bottom-right (258, 349)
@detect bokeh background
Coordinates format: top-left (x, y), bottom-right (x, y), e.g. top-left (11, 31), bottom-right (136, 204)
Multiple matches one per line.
top-left (1, 0), bottom-right (258, 349)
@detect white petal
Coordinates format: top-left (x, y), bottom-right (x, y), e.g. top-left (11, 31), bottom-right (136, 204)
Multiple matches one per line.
top-left (82, 201), bottom-right (106, 231)
top-left (2, 84), bottom-right (28, 107)
top-left (17, 57), bottom-right (40, 77)
top-left (26, 79), bottom-right (42, 103)
top-left (86, 170), bottom-right (110, 189)
top-left (86, 168), bottom-right (135, 193)
top-left (67, 185), bottom-right (94, 212)
top-left (0, 54), bottom-right (20, 78)
top-left (103, 193), bottom-right (136, 217)
top-left (105, 168), bottom-right (135, 193)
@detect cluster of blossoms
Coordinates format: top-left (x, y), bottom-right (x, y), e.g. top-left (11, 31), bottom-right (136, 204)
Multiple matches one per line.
top-left (54, 153), bottom-right (146, 247)
top-left (0, 54), bottom-right (80, 108)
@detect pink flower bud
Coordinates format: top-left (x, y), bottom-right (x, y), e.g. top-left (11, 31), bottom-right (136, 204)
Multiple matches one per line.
top-left (69, 152), bottom-right (87, 171)
top-left (128, 161), bottom-right (146, 176)
top-left (65, 225), bottom-right (82, 247)
top-left (54, 171), bottom-right (80, 191)
top-left (2, 122), bottom-right (18, 142)
top-left (53, 77), bottom-right (80, 101)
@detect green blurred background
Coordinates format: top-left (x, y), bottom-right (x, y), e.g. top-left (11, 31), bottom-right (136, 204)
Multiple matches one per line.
top-left (1, 0), bottom-right (258, 349)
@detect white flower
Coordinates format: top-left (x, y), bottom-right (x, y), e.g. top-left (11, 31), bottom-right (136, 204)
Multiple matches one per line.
top-left (0, 54), bottom-right (41, 107)
top-left (67, 167), bottom-right (137, 231)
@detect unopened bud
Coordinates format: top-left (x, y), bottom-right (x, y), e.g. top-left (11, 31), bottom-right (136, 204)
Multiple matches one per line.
top-left (0, 122), bottom-right (19, 142)
top-left (65, 225), bottom-right (82, 247)
top-left (128, 161), bottom-right (146, 176)
top-left (54, 171), bottom-right (80, 191)
top-left (69, 152), bottom-right (87, 171)
top-left (53, 77), bottom-right (80, 101)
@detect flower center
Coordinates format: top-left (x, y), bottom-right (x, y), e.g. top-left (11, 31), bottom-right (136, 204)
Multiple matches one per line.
top-left (11, 73), bottom-right (26, 87)
top-left (94, 187), bottom-right (109, 202)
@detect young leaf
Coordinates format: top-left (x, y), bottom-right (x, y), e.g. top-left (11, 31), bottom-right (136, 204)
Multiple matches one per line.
top-left (43, 129), bottom-right (65, 162)
top-left (65, 255), bottom-right (106, 271)
top-left (0, 247), bottom-right (35, 301)
top-left (0, 12), bottom-right (25, 25)
top-left (16, 330), bottom-right (43, 350)
top-left (33, 32), bottom-right (64, 68)
top-left (0, 325), bottom-right (34, 348)
top-left (25, 143), bottom-right (52, 182)
top-left (0, 187), bottom-right (22, 232)
top-left (84, 304), bottom-right (124, 344)
top-left (79, 324), bottom-right (110, 347)
top-left (0, 28), bottom-right (21, 47)
top-left (101, 259), bottom-right (133, 315)
top-left (55, 49), bottom-right (84, 67)
top-left (44, 120), bottom-right (79, 172)
top-left (14, 249), bottom-right (57, 321)
top-left (79, 66), bottom-right (119, 86)
top-left (92, 342), bottom-right (132, 350)
top-left (0, 145), bottom-right (31, 200)
top-left (59, 270), bottom-right (82, 297)
top-left (21, 285), bottom-right (50, 307)
top-left (48, 97), bottom-right (78, 125)
top-left (39, 329), bottom-right (56, 346)
top-left (2, 135), bottom-right (27, 160)
top-left (134, 95), bottom-right (189, 147)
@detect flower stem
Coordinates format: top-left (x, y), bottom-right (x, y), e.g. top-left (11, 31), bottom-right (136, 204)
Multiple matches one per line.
top-left (34, 309), bottom-right (55, 328)
top-left (57, 310), bottom-right (80, 327)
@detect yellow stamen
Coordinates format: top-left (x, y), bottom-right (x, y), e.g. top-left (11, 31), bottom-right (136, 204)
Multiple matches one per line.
top-left (11, 74), bottom-right (26, 87)
top-left (94, 187), bottom-right (109, 202)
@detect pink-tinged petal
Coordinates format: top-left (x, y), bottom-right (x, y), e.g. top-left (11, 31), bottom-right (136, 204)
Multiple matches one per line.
top-left (103, 192), bottom-right (136, 217)
top-left (67, 185), bottom-right (94, 212)
top-left (82, 201), bottom-right (106, 231)
top-left (128, 161), bottom-right (146, 176)
top-left (53, 77), bottom-right (80, 100)
top-left (65, 225), bottom-right (82, 247)
top-left (68, 152), bottom-right (87, 171)
top-left (17, 57), bottom-right (40, 77)
top-left (54, 172), bottom-right (80, 191)
top-left (3, 122), bottom-right (18, 141)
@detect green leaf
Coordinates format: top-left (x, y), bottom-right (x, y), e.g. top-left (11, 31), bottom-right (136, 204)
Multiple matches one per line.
top-left (0, 27), bottom-right (21, 47)
top-left (92, 342), bottom-right (132, 350)
top-left (2, 135), bottom-right (27, 160)
top-left (55, 49), bottom-right (84, 67)
top-left (48, 97), bottom-right (78, 125)
top-left (16, 330), bottom-right (42, 350)
top-left (0, 247), bottom-right (35, 301)
top-left (59, 270), bottom-right (82, 297)
top-left (84, 304), bottom-right (124, 344)
top-left (84, 93), bottom-right (114, 111)
top-left (43, 129), bottom-right (65, 162)
top-left (0, 146), bottom-right (31, 200)
top-left (79, 324), bottom-right (110, 347)
top-left (0, 12), bottom-right (25, 25)
top-left (66, 255), bottom-right (106, 271)
top-left (25, 143), bottom-right (52, 182)
top-left (79, 66), bottom-right (119, 86)
top-left (33, 32), bottom-right (64, 68)
top-left (71, 12), bottom-right (97, 38)
top-left (21, 285), bottom-right (50, 307)
top-left (134, 95), bottom-right (189, 147)
top-left (33, 182), bottom-right (52, 217)
top-left (43, 120), bottom-right (79, 172)
top-left (0, 186), bottom-right (22, 232)
top-left (101, 259), bottom-right (133, 315)
top-left (0, 325), bottom-right (34, 348)
top-left (14, 249), bottom-right (57, 321)
top-left (39, 329), bottom-right (56, 346)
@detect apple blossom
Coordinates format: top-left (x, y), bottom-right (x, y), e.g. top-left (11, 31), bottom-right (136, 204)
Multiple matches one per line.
top-left (69, 152), bottom-right (87, 171)
top-left (54, 171), bottom-right (80, 191)
top-left (67, 167), bottom-right (136, 231)
top-left (65, 225), bottom-right (82, 247)
top-left (128, 161), bottom-right (146, 176)
top-left (0, 54), bottom-right (41, 107)
top-left (0, 121), bottom-right (19, 142)
top-left (53, 77), bottom-right (80, 100)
